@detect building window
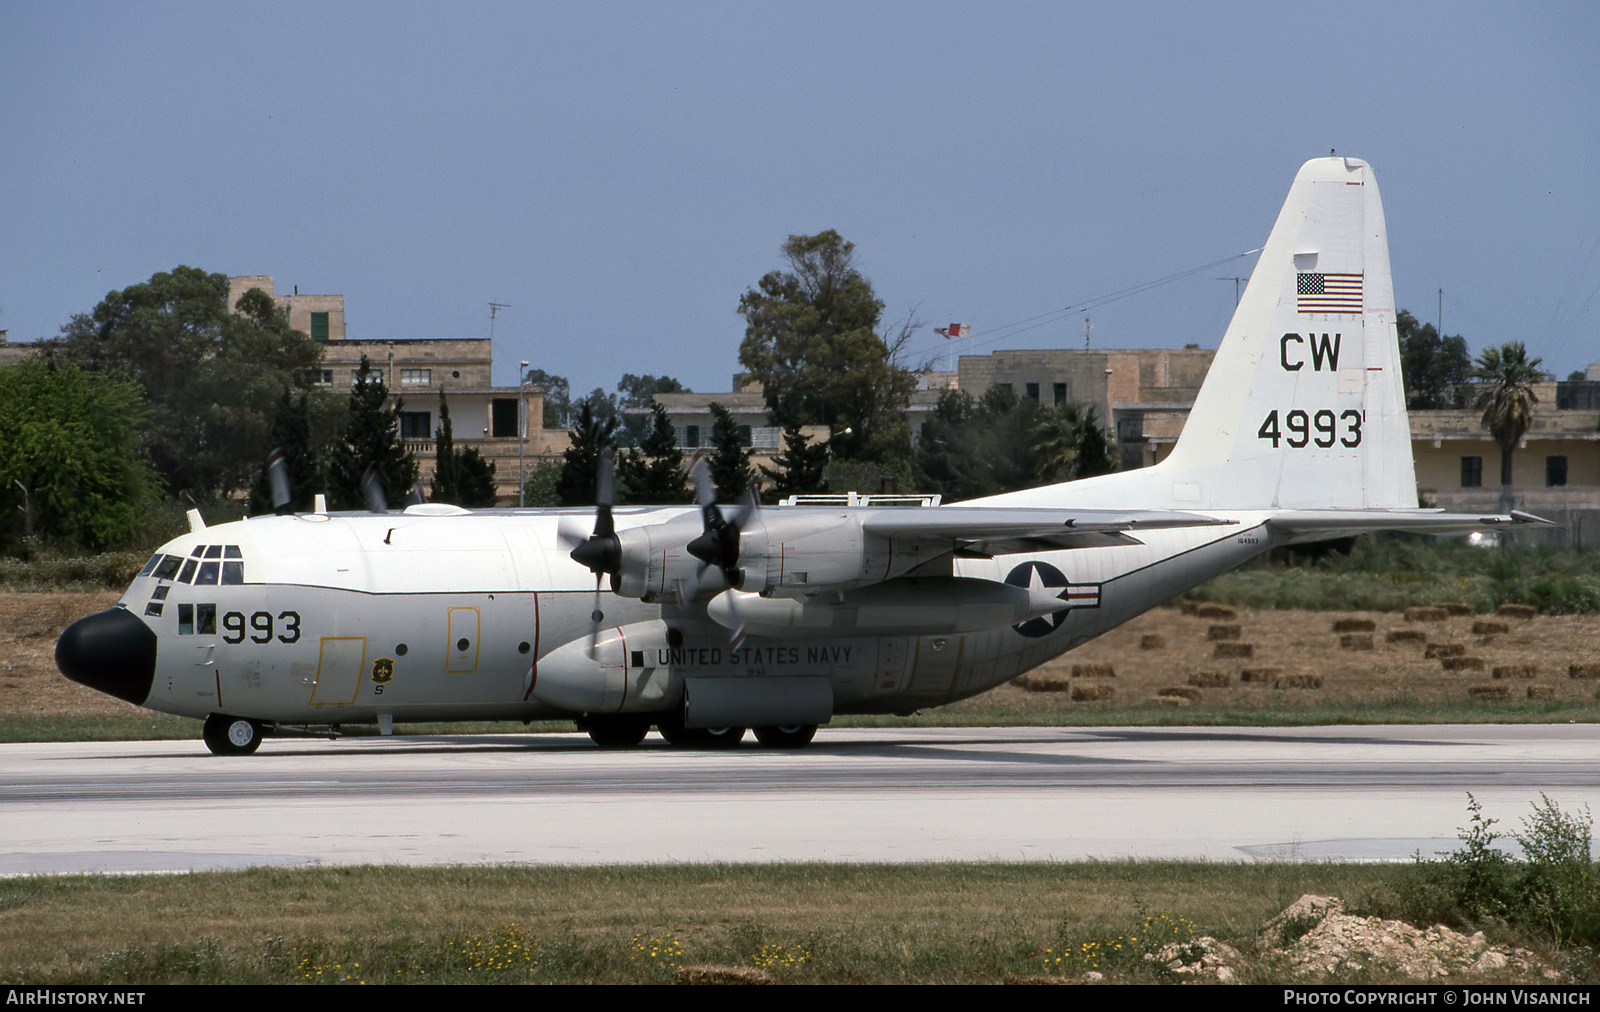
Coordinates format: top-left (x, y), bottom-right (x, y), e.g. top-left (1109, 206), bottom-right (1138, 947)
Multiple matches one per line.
top-left (400, 368), bottom-right (431, 386)
top-left (314, 369), bottom-right (334, 386)
top-left (310, 312), bottom-right (329, 342)
top-left (1053, 382), bottom-right (1067, 407)
top-left (1025, 382), bottom-right (1040, 402)
top-left (491, 398), bottom-right (519, 438)
top-left (1461, 456), bottom-right (1482, 488)
top-left (400, 411), bottom-right (431, 440)
top-left (1547, 456), bottom-right (1568, 487)
top-left (738, 425), bottom-right (752, 446)
top-left (683, 425), bottom-right (700, 448)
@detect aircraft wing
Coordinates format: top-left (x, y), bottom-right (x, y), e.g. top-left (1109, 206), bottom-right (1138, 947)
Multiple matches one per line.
top-left (1265, 509), bottom-right (1553, 539)
top-left (858, 507), bottom-right (1236, 557)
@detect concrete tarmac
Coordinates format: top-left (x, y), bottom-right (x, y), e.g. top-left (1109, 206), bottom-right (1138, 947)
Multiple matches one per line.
top-left (3, 724), bottom-right (1597, 874)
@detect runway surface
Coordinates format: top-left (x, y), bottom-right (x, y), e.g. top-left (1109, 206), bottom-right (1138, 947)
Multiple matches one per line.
top-left (3, 724), bottom-right (1597, 874)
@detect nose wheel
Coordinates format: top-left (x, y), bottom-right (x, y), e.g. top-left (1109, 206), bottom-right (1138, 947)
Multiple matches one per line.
top-left (203, 714), bottom-right (264, 756)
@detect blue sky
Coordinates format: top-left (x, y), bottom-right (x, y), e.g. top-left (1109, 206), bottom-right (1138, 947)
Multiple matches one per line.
top-left (3, 1), bottom-right (1596, 396)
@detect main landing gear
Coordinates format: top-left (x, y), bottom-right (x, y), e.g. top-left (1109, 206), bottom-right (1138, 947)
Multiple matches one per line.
top-left (202, 714), bottom-right (265, 756)
top-left (584, 714), bottom-right (819, 750)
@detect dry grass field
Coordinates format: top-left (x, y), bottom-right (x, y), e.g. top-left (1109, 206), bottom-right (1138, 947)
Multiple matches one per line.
top-left (6, 590), bottom-right (1600, 737)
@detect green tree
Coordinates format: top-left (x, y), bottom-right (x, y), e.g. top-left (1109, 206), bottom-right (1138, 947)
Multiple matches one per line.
top-left (915, 387), bottom-right (1043, 501)
top-left (706, 402), bottom-right (753, 502)
top-left (247, 389), bottom-right (330, 515)
top-left (55, 266), bottom-right (323, 499)
top-left (1398, 310), bottom-right (1472, 410)
top-left (521, 458), bottom-right (564, 507)
top-left (1034, 403), bottom-right (1115, 484)
top-left (0, 358), bottom-right (158, 549)
top-left (759, 423), bottom-right (830, 502)
top-left (1472, 342), bottom-right (1544, 505)
top-left (330, 356), bottom-right (418, 509)
top-left (557, 400), bottom-right (618, 506)
top-left (617, 403), bottom-right (690, 504)
top-left (453, 447), bottom-right (499, 508)
top-left (431, 389), bottom-right (458, 503)
top-left (737, 230), bottom-right (920, 463)
top-left (525, 368), bottom-right (572, 428)
top-left (616, 373), bottom-right (688, 408)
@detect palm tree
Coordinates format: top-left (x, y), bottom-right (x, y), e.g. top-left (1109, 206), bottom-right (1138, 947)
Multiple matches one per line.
top-left (1471, 342), bottom-right (1543, 510)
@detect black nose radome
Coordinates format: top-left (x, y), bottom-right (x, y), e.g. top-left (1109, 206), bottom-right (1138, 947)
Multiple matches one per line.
top-left (56, 607), bottom-right (158, 706)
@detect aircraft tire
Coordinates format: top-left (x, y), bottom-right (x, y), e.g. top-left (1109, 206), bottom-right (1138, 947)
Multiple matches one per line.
top-left (656, 718), bottom-right (746, 749)
top-left (203, 714), bottom-right (263, 756)
top-left (753, 724), bottom-right (817, 749)
top-left (586, 716), bottom-right (650, 749)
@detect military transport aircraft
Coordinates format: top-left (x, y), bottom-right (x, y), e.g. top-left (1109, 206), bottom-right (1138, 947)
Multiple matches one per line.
top-left (56, 155), bottom-right (1544, 755)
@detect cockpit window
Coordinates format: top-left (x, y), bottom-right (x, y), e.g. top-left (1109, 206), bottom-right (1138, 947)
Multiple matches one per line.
top-left (224, 545), bottom-right (242, 559)
top-left (196, 561), bottom-right (220, 585)
top-left (152, 556), bottom-right (183, 581)
top-left (178, 559), bottom-right (198, 584)
top-left (204, 545), bottom-right (223, 559)
top-left (190, 546), bottom-right (204, 558)
top-left (221, 561), bottom-right (244, 584)
top-left (139, 555), bottom-right (160, 578)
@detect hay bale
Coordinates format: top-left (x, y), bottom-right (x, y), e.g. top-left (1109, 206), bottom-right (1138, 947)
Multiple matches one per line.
top-left (1424, 643), bottom-right (1466, 659)
top-left (1472, 621), bottom-right (1510, 635)
top-left (1180, 601), bottom-right (1201, 615)
top-left (1213, 642), bottom-right (1254, 659)
top-left (1207, 624), bottom-right (1242, 641)
top-left (1438, 601), bottom-right (1477, 616)
top-left (1339, 633), bottom-right (1375, 651)
top-left (1527, 684), bottom-right (1555, 700)
top-left (1496, 603), bottom-right (1537, 620)
top-left (677, 965), bottom-right (775, 985)
top-left (1195, 604), bottom-right (1237, 620)
top-left (1013, 674), bottom-right (1072, 693)
top-left (1273, 674), bottom-right (1323, 690)
top-left (1149, 694), bottom-right (1191, 706)
top-left (1071, 683), bottom-right (1115, 702)
top-left (1138, 634), bottom-right (1165, 650)
top-left (1158, 686), bottom-right (1202, 701)
top-left (1332, 618), bottom-right (1376, 633)
top-left (1071, 663), bottom-right (1116, 679)
top-left (1442, 656), bottom-right (1486, 672)
top-left (1404, 606), bottom-right (1448, 622)
top-left (1188, 671), bottom-right (1231, 687)
top-left (1240, 667), bottom-right (1282, 683)
top-left (1468, 684), bottom-right (1510, 700)
top-left (1386, 629), bottom-right (1427, 644)
top-left (1492, 665), bottom-right (1537, 680)
top-left (1569, 664), bottom-right (1600, 680)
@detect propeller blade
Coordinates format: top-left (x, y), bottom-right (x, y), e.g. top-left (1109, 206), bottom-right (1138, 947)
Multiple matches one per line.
top-left (360, 464), bottom-right (388, 512)
top-left (266, 448), bottom-right (292, 515)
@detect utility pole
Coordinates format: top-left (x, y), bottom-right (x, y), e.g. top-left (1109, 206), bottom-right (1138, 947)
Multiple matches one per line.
top-left (519, 359), bottom-right (529, 507)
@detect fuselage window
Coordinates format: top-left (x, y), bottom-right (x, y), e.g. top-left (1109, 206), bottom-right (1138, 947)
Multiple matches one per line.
top-left (221, 561), bottom-right (244, 585)
top-left (178, 559), bottom-right (198, 584)
top-left (196, 562), bottom-right (220, 585)
top-left (178, 604), bottom-right (194, 635)
top-left (196, 604), bottom-right (217, 635)
top-left (153, 556), bottom-right (183, 581)
top-left (152, 586), bottom-right (170, 601)
top-left (144, 603), bottom-right (163, 617)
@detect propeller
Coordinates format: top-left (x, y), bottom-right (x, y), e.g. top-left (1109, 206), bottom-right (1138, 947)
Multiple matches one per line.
top-left (359, 464), bottom-right (388, 512)
top-left (686, 461), bottom-right (764, 643)
top-left (685, 460), bottom-right (757, 590)
top-left (265, 448), bottom-right (292, 515)
top-left (564, 449), bottom-right (618, 655)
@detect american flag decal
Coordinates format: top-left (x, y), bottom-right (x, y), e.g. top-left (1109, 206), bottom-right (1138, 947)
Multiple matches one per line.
top-left (1297, 273), bottom-right (1363, 313)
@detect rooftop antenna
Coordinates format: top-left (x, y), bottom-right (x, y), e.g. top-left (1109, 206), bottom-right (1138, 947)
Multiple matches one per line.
top-left (1083, 316), bottom-right (1092, 350)
top-left (489, 302), bottom-right (511, 343)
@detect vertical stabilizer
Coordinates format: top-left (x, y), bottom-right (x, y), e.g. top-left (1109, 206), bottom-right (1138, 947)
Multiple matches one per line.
top-left (984, 156), bottom-right (1417, 512)
top-left (1156, 155), bottom-right (1415, 509)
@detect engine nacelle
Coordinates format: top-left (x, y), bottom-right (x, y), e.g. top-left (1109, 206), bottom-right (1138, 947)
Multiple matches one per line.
top-left (610, 516), bottom-right (726, 602)
top-left (529, 620), bottom-right (679, 714)
top-left (737, 511), bottom-right (884, 594)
